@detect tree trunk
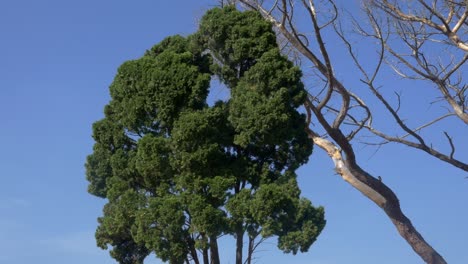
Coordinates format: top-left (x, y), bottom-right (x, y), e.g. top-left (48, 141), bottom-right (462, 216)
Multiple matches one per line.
top-left (209, 236), bottom-right (220, 264)
top-left (247, 235), bottom-right (254, 264)
top-left (201, 233), bottom-right (209, 264)
top-left (312, 136), bottom-right (447, 264)
top-left (202, 247), bottom-right (209, 264)
top-left (187, 237), bottom-right (200, 264)
top-left (235, 226), bottom-right (244, 264)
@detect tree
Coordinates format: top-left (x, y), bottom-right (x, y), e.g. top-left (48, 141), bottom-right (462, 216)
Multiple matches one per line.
top-left (237, 0), bottom-right (467, 263)
top-left (86, 7), bottom-right (325, 264)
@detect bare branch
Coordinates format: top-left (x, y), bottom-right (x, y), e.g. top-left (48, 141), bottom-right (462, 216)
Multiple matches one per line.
top-left (443, 131), bottom-right (456, 159)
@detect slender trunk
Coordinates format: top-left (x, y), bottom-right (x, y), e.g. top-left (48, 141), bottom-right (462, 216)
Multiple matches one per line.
top-left (235, 226), bottom-right (244, 264)
top-left (202, 247), bottom-right (209, 264)
top-left (234, 179), bottom-right (244, 264)
top-left (209, 236), bottom-right (220, 264)
top-left (247, 235), bottom-right (255, 264)
top-left (187, 237), bottom-right (200, 264)
top-left (201, 233), bottom-right (209, 264)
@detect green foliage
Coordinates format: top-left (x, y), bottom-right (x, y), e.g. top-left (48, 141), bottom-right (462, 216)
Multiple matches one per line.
top-left (133, 195), bottom-right (189, 264)
top-left (86, 6), bottom-right (325, 264)
top-left (108, 35), bottom-right (211, 134)
top-left (95, 190), bottom-right (149, 264)
top-left (277, 198), bottom-right (326, 254)
top-left (196, 6), bottom-right (277, 86)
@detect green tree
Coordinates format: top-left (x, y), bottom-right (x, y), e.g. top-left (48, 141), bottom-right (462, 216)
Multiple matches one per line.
top-left (86, 7), bottom-right (325, 264)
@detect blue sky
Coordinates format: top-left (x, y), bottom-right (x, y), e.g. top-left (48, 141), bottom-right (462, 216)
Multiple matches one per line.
top-left (0, 0), bottom-right (467, 263)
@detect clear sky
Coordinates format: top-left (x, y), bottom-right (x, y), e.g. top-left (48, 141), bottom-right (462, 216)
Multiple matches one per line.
top-left (0, 1), bottom-right (467, 264)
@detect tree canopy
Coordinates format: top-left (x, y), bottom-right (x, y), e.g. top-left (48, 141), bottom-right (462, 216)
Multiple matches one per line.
top-left (86, 6), bottom-right (325, 264)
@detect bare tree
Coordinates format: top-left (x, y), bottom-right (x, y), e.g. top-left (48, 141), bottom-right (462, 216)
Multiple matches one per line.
top-left (236, 0), bottom-right (468, 263)
top-left (366, 0), bottom-right (468, 124)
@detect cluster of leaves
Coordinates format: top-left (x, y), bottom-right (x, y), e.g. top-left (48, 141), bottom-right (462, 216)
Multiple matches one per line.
top-left (86, 6), bottom-right (325, 264)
